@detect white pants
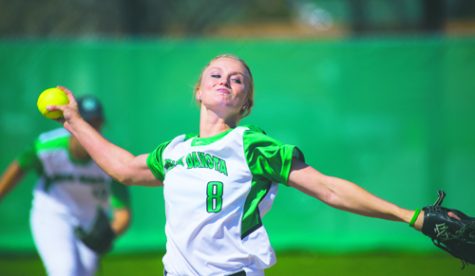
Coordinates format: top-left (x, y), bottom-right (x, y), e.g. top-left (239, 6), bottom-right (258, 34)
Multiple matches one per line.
top-left (30, 209), bottom-right (99, 276)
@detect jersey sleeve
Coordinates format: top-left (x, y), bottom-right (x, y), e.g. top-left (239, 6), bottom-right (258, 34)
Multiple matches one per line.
top-left (16, 142), bottom-right (41, 172)
top-left (110, 180), bottom-right (131, 209)
top-left (146, 140), bottom-right (172, 181)
top-left (243, 127), bottom-right (305, 186)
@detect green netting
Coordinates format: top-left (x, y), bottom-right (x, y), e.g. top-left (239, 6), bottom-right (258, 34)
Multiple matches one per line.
top-left (1, 37), bottom-right (474, 253)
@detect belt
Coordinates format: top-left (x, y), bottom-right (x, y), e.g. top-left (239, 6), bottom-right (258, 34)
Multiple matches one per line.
top-left (228, 271), bottom-right (246, 276)
top-left (164, 270), bottom-right (246, 276)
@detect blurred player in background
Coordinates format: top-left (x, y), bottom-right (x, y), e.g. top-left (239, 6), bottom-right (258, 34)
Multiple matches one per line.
top-left (0, 95), bottom-right (131, 276)
top-left (51, 55), bottom-right (425, 276)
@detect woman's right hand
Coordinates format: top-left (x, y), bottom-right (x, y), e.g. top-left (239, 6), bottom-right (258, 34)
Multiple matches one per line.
top-left (48, 86), bottom-right (83, 132)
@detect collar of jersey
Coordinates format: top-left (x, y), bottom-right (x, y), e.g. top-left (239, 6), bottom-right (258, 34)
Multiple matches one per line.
top-left (191, 128), bottom-right (233, 146)
top-left (68, 151), bottom-right (92, 165)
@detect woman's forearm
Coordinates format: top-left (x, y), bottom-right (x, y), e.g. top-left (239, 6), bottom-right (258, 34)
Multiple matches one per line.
top-left (67, 117), bottom-right (137, 184)
top-left (111, 208), bottom-right (131, 236)
top-left (321, 175), bottom-right (412, 222)
top-left (288, 159), bottom-right (424, 229)
top-left (52, 87), bottom-right (158, 186)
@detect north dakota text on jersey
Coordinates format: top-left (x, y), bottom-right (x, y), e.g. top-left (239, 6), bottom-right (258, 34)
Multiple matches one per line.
top-left (164, 151), bottom-right (228, 176)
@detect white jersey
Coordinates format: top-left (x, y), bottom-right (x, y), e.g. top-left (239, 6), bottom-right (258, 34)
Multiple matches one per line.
top-left (147, 126), bottom-right (303, 275)
top-left (17, 128), bottom-right (128, 225)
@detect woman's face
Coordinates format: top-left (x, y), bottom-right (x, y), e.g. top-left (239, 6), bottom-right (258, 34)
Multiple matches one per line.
top-left (197, 57), bottom-right (250, 119)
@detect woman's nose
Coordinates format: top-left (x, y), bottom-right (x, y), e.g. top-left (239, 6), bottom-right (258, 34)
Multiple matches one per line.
top-left (219, 78), bottom-right (230, 87)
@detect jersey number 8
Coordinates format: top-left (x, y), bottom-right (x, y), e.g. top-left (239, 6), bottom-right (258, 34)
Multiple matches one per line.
top-left (206, 181), bottom-right (223, 213)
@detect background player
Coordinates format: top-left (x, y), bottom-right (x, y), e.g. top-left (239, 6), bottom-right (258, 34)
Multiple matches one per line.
top-left (0, 95), bottom-right (131, 276)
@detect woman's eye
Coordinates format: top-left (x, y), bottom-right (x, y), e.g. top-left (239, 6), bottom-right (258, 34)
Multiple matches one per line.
top-left (231, 78), bottom-right (242, 84)
top-left (211, 74), bottom-right (221, 78)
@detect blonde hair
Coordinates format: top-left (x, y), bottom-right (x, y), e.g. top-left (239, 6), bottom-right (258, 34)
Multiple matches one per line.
top-left (194, 54), bottom-right (254, 118)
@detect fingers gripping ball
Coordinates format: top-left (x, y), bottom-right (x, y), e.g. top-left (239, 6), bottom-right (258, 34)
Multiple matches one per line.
top-left (37, 87), bottom-right (69, 119)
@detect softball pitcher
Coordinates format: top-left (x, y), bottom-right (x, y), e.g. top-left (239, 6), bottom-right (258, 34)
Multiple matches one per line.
top-left (49, 55), bottom-right (473, 275)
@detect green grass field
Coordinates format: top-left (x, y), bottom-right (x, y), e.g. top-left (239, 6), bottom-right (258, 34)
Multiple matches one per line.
top-left (0, 252), bottom-right (473, 276)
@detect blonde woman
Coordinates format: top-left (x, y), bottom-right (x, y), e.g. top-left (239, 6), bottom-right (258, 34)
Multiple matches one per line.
top-left (51, 55), bottom-right (424, 276)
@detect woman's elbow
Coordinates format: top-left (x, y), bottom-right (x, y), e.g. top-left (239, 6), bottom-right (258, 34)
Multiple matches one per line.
top-left (113, 168), bottom-right (156, 186)
top-left (113, 172), bottom-right (136, 186)
top-left (321, 190), bottom-right (341, 207)
top-left (317, 177), bottom-right (340, 207)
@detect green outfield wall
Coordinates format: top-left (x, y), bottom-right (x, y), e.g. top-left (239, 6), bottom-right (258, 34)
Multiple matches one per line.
top-left (1, 37), bottom-right (474, 253)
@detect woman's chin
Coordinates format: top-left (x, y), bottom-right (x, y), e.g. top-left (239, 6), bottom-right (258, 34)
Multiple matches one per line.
top-left (204, 103), bottom-right (240, 117)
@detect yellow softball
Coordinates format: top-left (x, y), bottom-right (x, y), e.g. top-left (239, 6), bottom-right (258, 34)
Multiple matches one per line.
top-left (37, 87), bottom-right (69, 119)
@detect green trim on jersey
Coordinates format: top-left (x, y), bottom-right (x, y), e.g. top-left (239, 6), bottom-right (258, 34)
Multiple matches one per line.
top-left (240, 179), bottom-right (271, 238)
top-left (243, 129), bottom-right (304, 186)
top-left (191, 129), bottom-right (232, 146)
top-left (110, 180), bottom-right (131, 208)
top-left (37, 135), bottom-right (91, 165)
top-left (17, 144), bottom-right (41, 172)
top-left (242, 124), bottom-right (267, 134)
top-left (240, 127), bottom-right (305, 238)
top-left (147, 140), bottom-right (173, 181)
top-left (17, 134), bottom-right (70, 176)
top-left (147, 134), bottom-right (195, 181)
top-left (36, 135), bottom-right (69, 152)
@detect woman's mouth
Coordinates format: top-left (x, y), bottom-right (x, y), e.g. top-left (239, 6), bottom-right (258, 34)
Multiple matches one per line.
top-left (216, 88), bottom-right (230, 94)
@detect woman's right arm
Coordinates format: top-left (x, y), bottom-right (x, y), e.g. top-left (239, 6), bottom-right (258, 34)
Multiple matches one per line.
top-left (53, 87), bottom-right (161, 186)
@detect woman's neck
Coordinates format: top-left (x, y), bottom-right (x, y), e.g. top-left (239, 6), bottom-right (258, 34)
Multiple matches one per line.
top-left (199, 108), bottom-right (238, 138)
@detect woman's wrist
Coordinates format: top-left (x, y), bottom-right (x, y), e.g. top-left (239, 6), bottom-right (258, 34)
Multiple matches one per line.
top-left (409, 208), bottom-right (421, 227)
top-left (408, 209), bottom-right (424, 230)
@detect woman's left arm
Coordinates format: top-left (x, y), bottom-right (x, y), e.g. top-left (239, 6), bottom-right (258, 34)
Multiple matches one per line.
top-left (287, 158), bottom-right (424, 230)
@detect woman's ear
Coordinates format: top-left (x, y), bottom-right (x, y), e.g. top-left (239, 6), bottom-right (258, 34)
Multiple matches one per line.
top-left (240, 102), bottom-right (248, 114)
top-left (196, 90), bottom-right (202, 102)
